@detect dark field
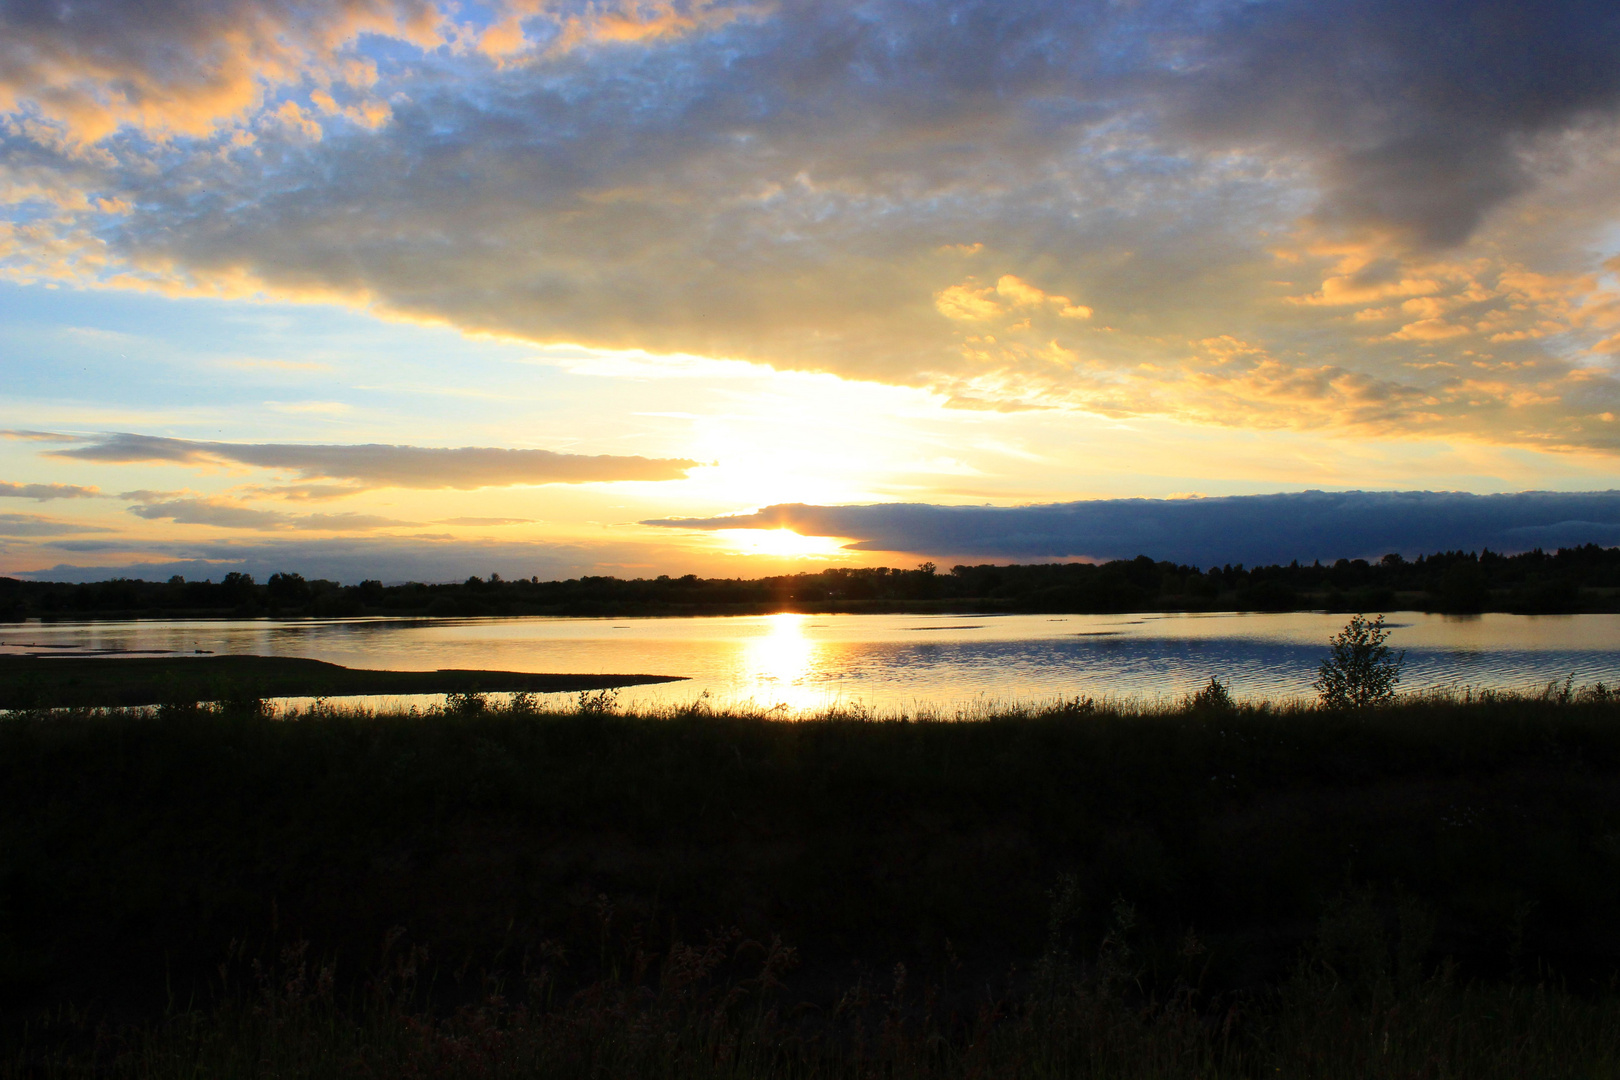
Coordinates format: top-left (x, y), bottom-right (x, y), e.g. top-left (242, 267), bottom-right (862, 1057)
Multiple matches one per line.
top-left (0, 654), bottom-right (684, 709)
top-left (5, 689), bottom-right (1620, 1075)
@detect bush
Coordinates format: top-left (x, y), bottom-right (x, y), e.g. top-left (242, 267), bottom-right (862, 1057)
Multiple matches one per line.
top-left (1314, 613), bottom-right (1404, 709)
top-left (1187, 676), bottom-right (1234, 711)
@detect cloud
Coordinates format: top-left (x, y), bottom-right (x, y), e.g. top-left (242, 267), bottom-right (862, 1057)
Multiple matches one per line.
top-left (644, 490), bottom-right (1620, 566)
top-left (1174, 0), bottom-right (1620, 247)
top-left (436, 517), bottom-right (535, 526)
top-left (124, 494), bottom-right (415, 531)
top-left (0, 481), bottom-right (101, 500)
top-left (0, 512), bottom-right (111, 537)
top-left (244, 483), bottom-right (370, 501)
top-left (38, 540), bottom-right (138, 552)
top-left (38, 432), bottom-right (700, 488)
top-left (4, 0), bottom-right (1620, 452)
top-left (934, 275), bottom-right (1092, 323)
top-left (0, 0), bottom-right (446, 144)
top-left (1, 430), bottom-right (79, 442)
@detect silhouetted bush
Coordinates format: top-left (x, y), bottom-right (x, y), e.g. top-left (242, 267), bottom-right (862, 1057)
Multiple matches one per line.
top-left (1314, 614), bottom-right (1404, 709)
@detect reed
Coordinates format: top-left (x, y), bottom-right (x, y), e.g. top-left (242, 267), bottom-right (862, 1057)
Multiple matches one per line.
top-left (13, 894), bottom-right (1620, 1078)
top-left (6, 686), bottom-right (1620, 1076)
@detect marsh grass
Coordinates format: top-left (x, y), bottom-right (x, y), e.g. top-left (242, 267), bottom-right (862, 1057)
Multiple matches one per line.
top-left (8, 687), bottom-right (1620, 1075)
top-left (13, 895), bottom-right (1620, 1078)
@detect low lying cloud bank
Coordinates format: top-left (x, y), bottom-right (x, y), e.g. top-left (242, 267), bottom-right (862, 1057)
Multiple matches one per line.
top-left (38, 433), bottom-right (699, 489)
top-left (646, 491), bottom-right (1620, 566)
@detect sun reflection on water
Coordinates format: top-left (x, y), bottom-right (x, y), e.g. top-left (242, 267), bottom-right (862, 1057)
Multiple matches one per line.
top-left (740, 612), bottom-right (826, 708)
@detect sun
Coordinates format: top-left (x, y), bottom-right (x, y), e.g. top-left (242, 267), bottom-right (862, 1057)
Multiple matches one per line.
top-left (713, 528), bottom-right (848, 558)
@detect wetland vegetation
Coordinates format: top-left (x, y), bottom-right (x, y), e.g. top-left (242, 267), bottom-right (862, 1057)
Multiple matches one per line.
top-left (6, 680), bottom-right (1620, 1076)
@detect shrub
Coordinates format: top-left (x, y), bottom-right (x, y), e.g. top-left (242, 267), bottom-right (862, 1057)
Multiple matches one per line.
top-left (1187, 676), bottom-right (1234, 711)
top-left (1314, 613), bottom-right (1404, 709)
top-left (443, 690), bottom-right (488, 716)
top-left (578, 688), bottom-right (619, 715)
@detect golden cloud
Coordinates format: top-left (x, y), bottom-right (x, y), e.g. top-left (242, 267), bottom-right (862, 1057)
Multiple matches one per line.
top-left (0, 0), bottom-right (446, 145)
top-left (5, 0), bottom-right (1620, 460)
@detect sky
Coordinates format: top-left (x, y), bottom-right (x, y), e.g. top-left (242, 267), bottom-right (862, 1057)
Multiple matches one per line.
top-left (5, 0), bottom-right (1620, 582)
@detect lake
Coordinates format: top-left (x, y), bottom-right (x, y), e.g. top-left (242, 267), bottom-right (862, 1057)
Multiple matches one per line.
top-left (6, 610), bottom-right (1620, 714)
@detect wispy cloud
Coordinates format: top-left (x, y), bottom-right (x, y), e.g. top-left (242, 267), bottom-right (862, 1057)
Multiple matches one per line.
top-left (646, 490), bottom-right (1620, 566)
top-left (0, 512), bottom-right (112, 537)
top-left (241, 483), bottom-right (371, 502)
top-left (0, 482), bottom-right (101, 501)
top-left (124, 493), bottom-right (416, 531)
top-left (33, 432), bottom-right (700, 489)
top-left (436, 517), bottom-right (534, 526)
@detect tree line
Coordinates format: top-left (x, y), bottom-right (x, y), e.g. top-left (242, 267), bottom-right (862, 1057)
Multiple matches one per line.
top-left (3, 544), bottom-right (1619, 620)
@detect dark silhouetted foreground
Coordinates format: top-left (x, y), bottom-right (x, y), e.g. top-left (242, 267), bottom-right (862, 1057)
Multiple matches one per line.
top-left (6, 687), bottom-right (1620, 1075)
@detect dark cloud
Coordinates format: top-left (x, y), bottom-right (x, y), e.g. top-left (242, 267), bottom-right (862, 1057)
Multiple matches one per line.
top-left (0, 482), bottom-right (100, 500)
top-left (40, 432), bottom-right (700, 488)
top-left (1178, 0), bottom-right (1620, 246)
top-left (103, 2), bottom-right (1620, 250)
top-left (39, 540), bottom-right (134, 552)
top-left (19, 0), bottom-right (1611, 247)
top-left (6, 1), bottom-right (1620, 448)
top-left (645, 490), bottom-right (1620, 565)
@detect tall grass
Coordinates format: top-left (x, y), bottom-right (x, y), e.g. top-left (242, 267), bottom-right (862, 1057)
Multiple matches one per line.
top-left (13, 892), bottom-right (1620, 1078)
top-left (7, 686), bottom-right (1620, 1075)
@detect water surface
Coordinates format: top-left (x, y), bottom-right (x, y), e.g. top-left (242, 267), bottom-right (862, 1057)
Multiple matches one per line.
top-left (6, 610), bottom-right (1620, 713)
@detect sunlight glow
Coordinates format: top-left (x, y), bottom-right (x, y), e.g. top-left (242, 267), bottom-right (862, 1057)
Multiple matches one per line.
top-left (714, 528), bottom-right (848, 558)
top-left (741, 612), bottom-right (818, 705)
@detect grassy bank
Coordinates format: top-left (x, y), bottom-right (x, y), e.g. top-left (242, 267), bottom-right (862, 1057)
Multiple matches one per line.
top-left (0, 655), bottom-right (685, 709)
top-left (5, 690), bottom-right (1620, 1074)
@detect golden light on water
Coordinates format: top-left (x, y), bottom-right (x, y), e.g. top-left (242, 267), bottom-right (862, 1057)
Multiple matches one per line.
top-left (741, 611), bottom-right (821, 707)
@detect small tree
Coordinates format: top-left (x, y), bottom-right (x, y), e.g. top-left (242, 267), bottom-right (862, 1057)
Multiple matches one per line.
top-left (1187, 676), bottom-right (1235, 711)
top-left (1314, 613), bottom-right (1404, 709)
